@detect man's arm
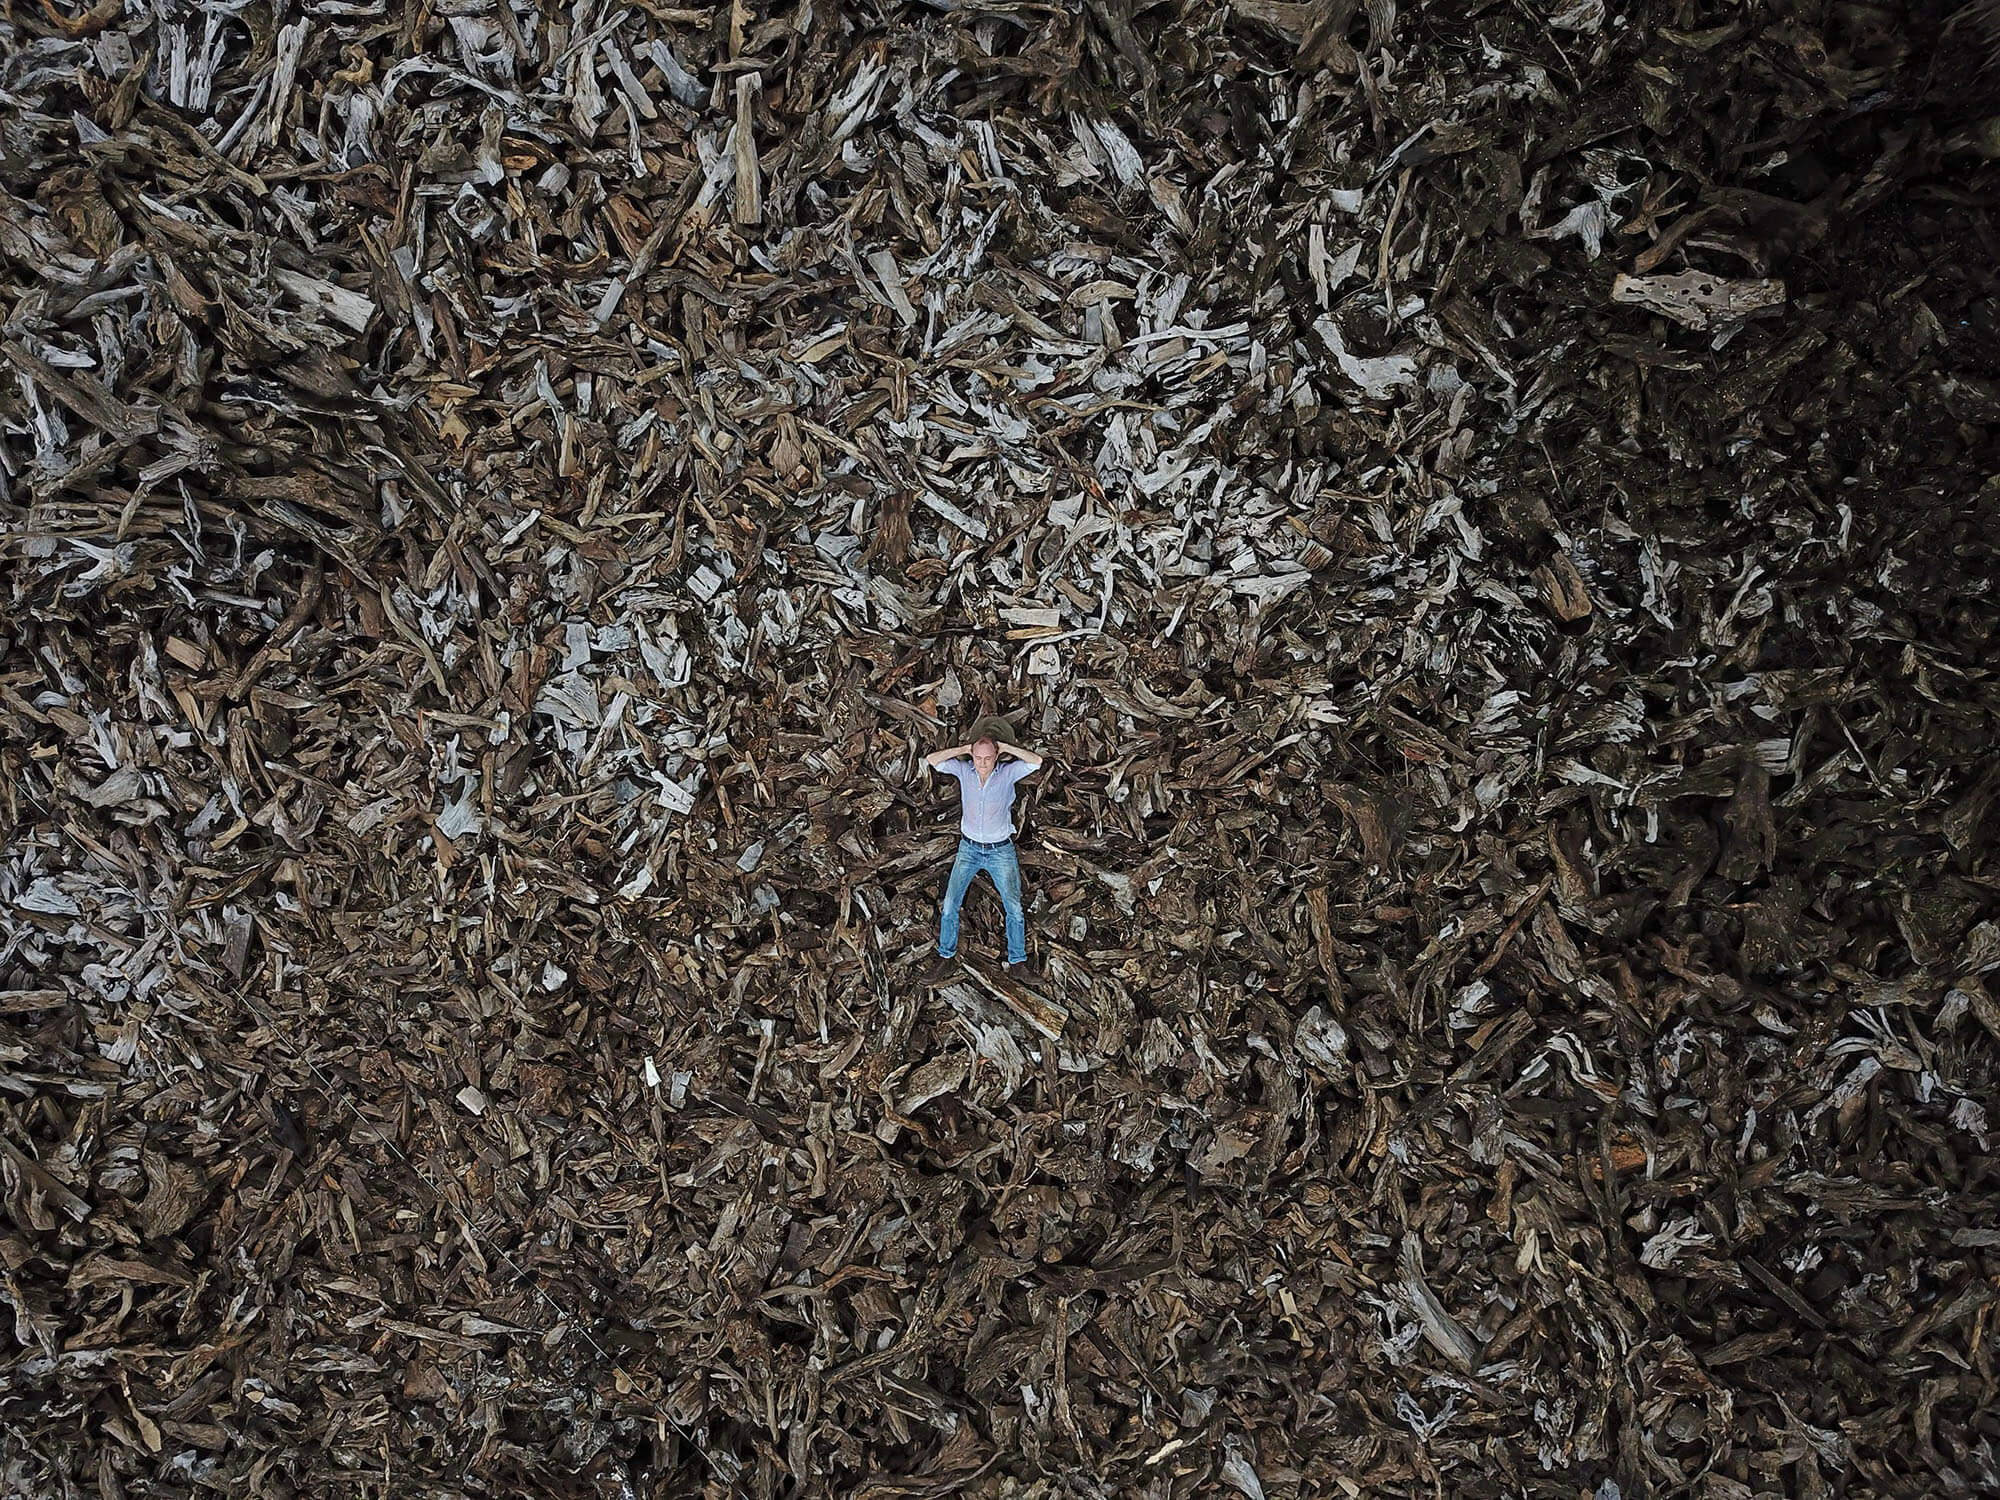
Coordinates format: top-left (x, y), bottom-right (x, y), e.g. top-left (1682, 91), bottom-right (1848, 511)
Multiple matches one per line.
top-left (997, 741), bottom-right (1044, 770)
top-left (925, 743), bottom-right (972, 769)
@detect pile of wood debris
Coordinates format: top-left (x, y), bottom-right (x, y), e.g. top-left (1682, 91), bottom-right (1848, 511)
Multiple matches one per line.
top-left (4, 0), bottom-right (1998, 1494)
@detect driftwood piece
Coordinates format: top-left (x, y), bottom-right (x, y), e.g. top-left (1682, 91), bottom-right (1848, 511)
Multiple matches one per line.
top-left (1610, 268), bottom-right (1788, 330)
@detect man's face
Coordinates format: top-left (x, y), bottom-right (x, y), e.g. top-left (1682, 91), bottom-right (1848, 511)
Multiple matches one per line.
top-left (971, 738), bottom-right (998, 773)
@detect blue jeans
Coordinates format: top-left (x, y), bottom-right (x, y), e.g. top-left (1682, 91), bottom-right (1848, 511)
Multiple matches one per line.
top-left (938, 836), bottom-right (1027, 964)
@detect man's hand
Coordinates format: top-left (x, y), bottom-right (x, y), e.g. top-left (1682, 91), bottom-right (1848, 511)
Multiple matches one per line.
top-left (997, 741), bottom-right (1045, 769)
top-left (924, 743), bottom-right (972, 769)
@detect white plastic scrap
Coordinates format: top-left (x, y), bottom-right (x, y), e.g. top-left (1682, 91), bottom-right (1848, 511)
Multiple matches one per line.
top-left (1218, 1441), bottom-right (1266, 1500)
top-left (14, 876), bottom-right (80, 915)
top-left (434, 781), bottom-right (482, 841)
top-left (1950, 1096), bottom-right (1990, 1149)
top-left (1292, 1006), bottom-right (1350, 1071)
top-left (1396, 1389), bottom-right (1461, 1442)
top-left (1639, 1214), bottom-right (1715, 1270)
top-left (1314, 315), bottom-right (1420, 398)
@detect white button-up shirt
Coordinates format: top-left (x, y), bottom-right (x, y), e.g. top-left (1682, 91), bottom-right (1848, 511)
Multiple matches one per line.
top-left (934, 757), bottom-right (1035, 841)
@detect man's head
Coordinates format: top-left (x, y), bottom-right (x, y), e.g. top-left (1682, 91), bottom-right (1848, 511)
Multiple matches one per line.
top-left (966, 715), bottom-right (1012, 775)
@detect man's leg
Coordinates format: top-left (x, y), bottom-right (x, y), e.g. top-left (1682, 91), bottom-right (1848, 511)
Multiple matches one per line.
top-left (937, 840), bottom-right (977, 958)
top-left (991, 842), bottom-right (1028, 966)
